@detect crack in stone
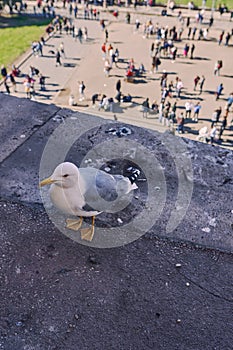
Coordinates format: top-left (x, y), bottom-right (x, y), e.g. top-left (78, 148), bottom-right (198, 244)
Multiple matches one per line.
top-left (179, 270), bottom-right (233, 303)
top-left (87, 125), bottom-right (105, 146)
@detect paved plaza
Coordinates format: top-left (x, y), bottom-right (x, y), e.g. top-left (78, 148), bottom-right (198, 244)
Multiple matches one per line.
top-left (1, 2), bottom-right (233, 147)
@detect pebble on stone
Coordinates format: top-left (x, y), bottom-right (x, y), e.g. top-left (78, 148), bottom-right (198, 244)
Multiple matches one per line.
top-left (117, 218), bottom-right (123, 224)
top-left (175, 263), bottom-right (182, 268)
top-left (202, 227), bottom-right (211, 233)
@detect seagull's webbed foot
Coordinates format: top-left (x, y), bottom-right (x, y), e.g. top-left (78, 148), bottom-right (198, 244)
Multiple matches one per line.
top-left (80, 217), bottom-right (95, 242)
top-left (66, 217), bottom-right (83, 231)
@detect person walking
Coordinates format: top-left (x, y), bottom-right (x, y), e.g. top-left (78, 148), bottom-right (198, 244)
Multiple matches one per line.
top-left (226, 92), bottom-right (233, 108)
top-left (105, 29), bottom-right (109, 42)
top-left (198, 28), bottom-right (203, 40)
top-left (185, 101), bottom-right (193, 118)
top-left (187, 26), bottom-right (192, 40)
top-left (142, 98), bottom-right (150, 118)
top-left (194, 75), bottom-right (200, 91)
top-left (55, 49), bottom-right (62, 66)
top-left (209, 16), bottom-right (214, 27)
top-left (92, 93), bottom-right (100, 106)
top-left (216, 83), bottom-right (224, 100)
top-left (211, 110), bottom-right (218, 128)
top-left (183, 43), bottom-right (189, 58)
top-left (192, 27), bottom-right (197, 40)
top-left (218, 31), bottom-right (224, 45)
top-left (214, 60), bottom-right (223, 76)
top-left (193, 102), bottom-right (201, 122)
top-left (69, 2), bottom-right (73, 16)
top-left (77, 28), bottom-right (83, 43)
top-left (158, 101), bottom-right (164, 124)
top-left (126, 12), bottom-right (131, 24)
top-left (38, 41), bottom-right (43, 56)
top-left (190, 43), bottom-right (195, 59)
top-left (225, 32), bottom-right (231, 46)
top-left (23, 75), bottom-right (31, 98)
top-left (199, 75), bottom-right (205, 94)
top-left (74, 4), bottom-right (78, 18)
top-left (101, 42), bottom-right (106, 59)
top-left (176, 78), bottom-right (183, 98)
top-left (104, 58), bottom-right (111, 77)
top-left (171, 101), bottom-right (177, 115)
top-left (151, 56), bottom-right (161, 73)
top-left (68, 94), bottom-right (76, 106)
top-left (219, 116), bottom-right (227, 140)
top-left (60, 42), bottom-right (66, 58)
top-left (135, 19), bottom-right (140, 31)
top-left (9, 73), bottom-right (17, 92)
top-left (83, 27), bottom-right (88, 41)
top-left (171, 46), bottom-right (177, 61)
top-left (78, 81), bottom-right (86, 101)
top-left (177, 112), bottom-right (185, 133)
top-left (39, 74), bottom-right (46, 90)
top-left (1, 65), bottom-right (7, 80)
top-left (209, 126), bottom-right (217, 145)
top-left (216, 106), bottom-right (222, 122)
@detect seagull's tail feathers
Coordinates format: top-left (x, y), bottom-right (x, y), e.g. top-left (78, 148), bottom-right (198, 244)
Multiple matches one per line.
top-left (130, 183), bottom-right (138, 191)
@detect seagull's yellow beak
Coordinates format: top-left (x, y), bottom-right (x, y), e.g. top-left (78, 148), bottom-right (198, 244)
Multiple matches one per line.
top-left (39, 177), bottom-right (55, 187)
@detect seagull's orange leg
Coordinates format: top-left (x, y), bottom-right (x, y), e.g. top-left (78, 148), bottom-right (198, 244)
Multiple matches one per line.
top-left (80, 216), bottom-right (95, 242)
top-left (66, 217), bottom-right (83, 231)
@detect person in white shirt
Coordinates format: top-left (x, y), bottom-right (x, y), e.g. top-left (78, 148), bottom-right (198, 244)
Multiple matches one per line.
top-left (185, 101), bottom-right (193, 118)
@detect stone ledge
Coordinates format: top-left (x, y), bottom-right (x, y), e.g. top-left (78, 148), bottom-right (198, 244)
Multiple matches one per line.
top-left (0, 94), bottom-right (233, 350)
top-left (0, 94), bottom-right (232, 253)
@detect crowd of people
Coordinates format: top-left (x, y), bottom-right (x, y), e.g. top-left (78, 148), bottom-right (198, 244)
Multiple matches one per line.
top-left (0, 0), bottom-right (233, 147)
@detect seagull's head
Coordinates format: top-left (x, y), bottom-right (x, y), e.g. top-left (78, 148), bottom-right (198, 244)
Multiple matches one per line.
top-left (39, 162), bottom-right (79, 189)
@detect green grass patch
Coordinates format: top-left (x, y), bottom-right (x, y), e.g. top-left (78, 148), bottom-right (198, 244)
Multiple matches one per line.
top-left (0, 15), bottom-right (50, 69)
top-left (157, 0), bottom-right (232, 10)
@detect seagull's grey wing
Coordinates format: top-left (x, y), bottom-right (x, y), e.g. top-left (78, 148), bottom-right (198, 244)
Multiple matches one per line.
top-left (79, 168), bottom-right (119, 211)
top-left (95, 170), bottom-right (119, 201)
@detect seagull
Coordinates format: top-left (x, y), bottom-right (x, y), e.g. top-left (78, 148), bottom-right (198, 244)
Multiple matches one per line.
top-left (40, 162), bottom-right (140, 241)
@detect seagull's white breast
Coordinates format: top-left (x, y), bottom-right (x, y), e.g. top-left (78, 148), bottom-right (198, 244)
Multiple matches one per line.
top-left (49, 182), bottom-right (100, 217)
top-left (49, 182), bottom-right (84, 216)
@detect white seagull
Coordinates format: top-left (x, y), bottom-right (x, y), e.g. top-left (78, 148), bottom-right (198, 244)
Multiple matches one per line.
top-left (40, 162), bottom-right (140, 241)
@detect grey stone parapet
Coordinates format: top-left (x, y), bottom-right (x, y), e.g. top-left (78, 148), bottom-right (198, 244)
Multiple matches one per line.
top-left (0, 94), bottom-right (232, 350)
top-left (0, 93), bottom-right (232, 253)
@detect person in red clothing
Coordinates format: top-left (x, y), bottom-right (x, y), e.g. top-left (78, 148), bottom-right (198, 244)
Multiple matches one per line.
top-left (11, 65), bottom-right (20, 77)
top-left (113, 10), bottom-right (118, 18)
top-left (126, 69), bottom-right (133, 77)
top-left (194, 75), bottom-right (200, 91)
top-left (101, 42), bottom-right (106, 59)
top-left (125, 66), bottom-right (134, 83)
top-left (218, 31), bottom-right (224, 45)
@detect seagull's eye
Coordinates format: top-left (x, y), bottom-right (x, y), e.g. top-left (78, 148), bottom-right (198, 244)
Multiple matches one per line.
top-left (63, 174), bottom-right (69, 178)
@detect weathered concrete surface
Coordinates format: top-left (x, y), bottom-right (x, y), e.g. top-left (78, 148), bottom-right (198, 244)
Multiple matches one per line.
top-left (0, 200), bottom-right (233, 350)
top-left (0, 94), bottom-right (60, 163)
top-left (0, 95), bottom-right (233, 349)
top-left (0, 94), bottom-right (232, 252)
